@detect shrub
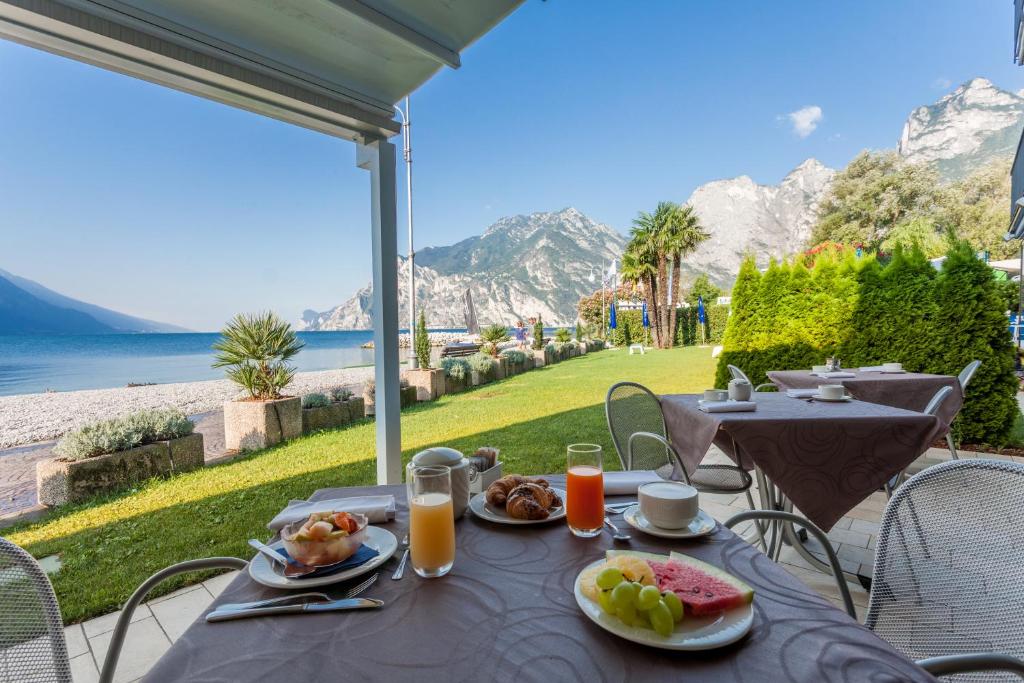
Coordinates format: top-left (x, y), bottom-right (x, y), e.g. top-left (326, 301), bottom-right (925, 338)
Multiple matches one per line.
top-left (330, 387), bottom-right (353, 402)
top-left (575, 323), bottom-right (586, 342)
top-left (212, 312), bottom-right (303, 400)
top-left (440, 357), bottom-right (470, 380)
top-left (54, 409), bottom-right (194, 461)
top-left (481, 325), bottom-right (510, 356)
top-left (468, 352), bottom-right (495, 376)
top-left (301, 393), bottom-right (331, 409)
top-left (364, 379), bottom-right (375, 400)
top-left (532, 318), bottom-right (545, 350)
top-left (501, 349), bottom-right (527, 365)
top-left (415, 310), bottom-right (431, 369)
top-left (554, 328), bottom-right (571, 343)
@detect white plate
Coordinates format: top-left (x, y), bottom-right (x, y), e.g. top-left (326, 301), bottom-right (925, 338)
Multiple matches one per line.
top-left (468, 487), bottom-right (568, 525)
top-left (573, 558), bottom-right (754, 651)
top-left (247, 526), bottom-right (398, 590)
top-left (811, 394), bottom-right (853, 402)
top-left (622, 506), bottom-right (717, 539)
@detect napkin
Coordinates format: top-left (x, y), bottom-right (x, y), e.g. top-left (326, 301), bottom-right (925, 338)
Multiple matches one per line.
top-left (786, 389), bottom-right (818, 398)
top-left (811, 371), bottom-right (856, 379)
top-left (698, 400), bottom-right (756, 413)
top-left (858, 366), bottom-right (884, 372)
top-left (276, 544), bottom-right (379, 580)
top-left (267, 495), bottom-right (396, 531)
top-left (603, 470), bottom-right (662, 495)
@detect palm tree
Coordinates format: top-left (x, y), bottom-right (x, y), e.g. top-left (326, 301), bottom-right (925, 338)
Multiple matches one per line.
top-left (620, 244), bottom-right (657, 345)
top-left (626, 215), bottom-right (662, 347)
top-left (663, 204), bottom-right (710, 347)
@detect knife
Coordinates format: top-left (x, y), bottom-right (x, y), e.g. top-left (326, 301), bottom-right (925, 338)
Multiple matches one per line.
top-left (205, 598), bottom-right (384, 623)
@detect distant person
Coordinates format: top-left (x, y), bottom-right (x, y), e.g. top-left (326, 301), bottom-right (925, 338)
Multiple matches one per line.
top-left (513, 320), bottom-right (527, 348)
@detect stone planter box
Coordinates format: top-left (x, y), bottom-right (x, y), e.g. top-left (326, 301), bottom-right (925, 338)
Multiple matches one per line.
top-left (224, 396), bottom-right (301, 452)
top-left (532, 349), bottom-right (547, 368)
top-left (37, 433), bottom-right (204, 506)
top-left (493, 357), bottom-right (508, 380)
top-left (445, 375), bottom-right (466, 394)
top-left (302, 403), bottom-right (351, 433)
top-left (364, 392), bottom-right (375, 416)
top-left (400, 385), bottom-right (418, 408)
top-left (406, 368), bottom-right (445, 401)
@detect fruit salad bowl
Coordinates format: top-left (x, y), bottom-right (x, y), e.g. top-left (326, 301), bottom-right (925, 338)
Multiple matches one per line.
top-left (281, 511), bottom-right (368, 567)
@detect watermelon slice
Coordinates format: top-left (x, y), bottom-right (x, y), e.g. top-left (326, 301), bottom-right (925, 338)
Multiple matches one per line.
top-left (645, 552), bottom-right (754, 616)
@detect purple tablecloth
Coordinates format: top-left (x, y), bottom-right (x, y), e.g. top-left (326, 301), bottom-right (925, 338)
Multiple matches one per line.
top-left (659, 394), bottom-right (941, 531)
top-left (767, 370), bottom-right (962, 433)
top-left (145, 482), bottom-right (934, 682)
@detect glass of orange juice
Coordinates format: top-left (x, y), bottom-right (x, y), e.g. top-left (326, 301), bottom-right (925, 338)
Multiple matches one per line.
top-left (566, 444), bottom-right (604, 537)
top-left (407, 465), bottom-right (456, 578)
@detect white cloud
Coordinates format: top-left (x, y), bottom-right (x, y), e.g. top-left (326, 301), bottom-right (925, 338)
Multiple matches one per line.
top-left (933, 77), bottom-right (952, 89)
top-left (785, 105), bottom-right (823, 138)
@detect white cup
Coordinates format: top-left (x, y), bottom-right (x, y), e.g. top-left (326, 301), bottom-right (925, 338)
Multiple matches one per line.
top-left (818, 384), bottom-right (846, 400)
top-left (812, 365), bottom-right (828, 373)
top-left (703, 389), bottom-right (728, 402)
top-left (638, 481), bottom-right (699, 530)
top-left (882, 362), bottom-right (903, 372)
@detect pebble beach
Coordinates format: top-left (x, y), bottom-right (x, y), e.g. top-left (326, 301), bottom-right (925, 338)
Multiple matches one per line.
top-left (0, 366), bottom-right (376, 449)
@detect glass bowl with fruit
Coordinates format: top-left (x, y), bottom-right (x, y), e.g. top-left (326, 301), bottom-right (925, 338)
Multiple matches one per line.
top-left (281, 511), bottom-right (368, 567)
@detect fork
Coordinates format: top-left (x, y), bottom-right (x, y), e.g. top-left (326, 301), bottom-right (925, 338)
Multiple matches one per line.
top-left (342, 573), bottom-right (378, 599)
top-left (391, 534), bottom-right (410, 580)
top-left (215, 574), bottom-right (378, 613)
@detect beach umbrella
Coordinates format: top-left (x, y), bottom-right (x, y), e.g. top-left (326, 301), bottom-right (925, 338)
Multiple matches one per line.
top-left (609, 301), bottom-right (617, 329)
top-left (642, 300), bottom-right (650, 328)
top-left (697, 295), bottom-right (707, 346)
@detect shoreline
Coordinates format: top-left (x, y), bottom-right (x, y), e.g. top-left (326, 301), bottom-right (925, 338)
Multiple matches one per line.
top-left (0, 366), bottom-right (376, 449)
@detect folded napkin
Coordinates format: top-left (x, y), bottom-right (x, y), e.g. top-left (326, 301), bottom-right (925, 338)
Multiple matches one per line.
top-left (698, 400), bottom-right (756, 413)
top-left (267, 495), bottom-right (396, 531)
top-left (276, 544), bottom-right (379, 580)
top-left (811, 371), bottom-right (856, 379)
top-left (786, 389), bottom-right (818, 398)
top-left (858, 366), bottom-right (884, 372)
top-left (604, 470), bottom-right (662, 495)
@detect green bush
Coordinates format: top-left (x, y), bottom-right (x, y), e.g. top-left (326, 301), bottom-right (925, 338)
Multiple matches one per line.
top-left (500, 349), bottom-right (527, 365)
top-left (554, 328), bottom-right (571, 343)
top-left (212, 311), bottom-right (303, 400)
top-left (532, 318), bottom-right (545, 350)
top-left (715, 245), bottom-right (1018, 444)
top-left (467, 352), bottom-right (495, 376)
top-left (55, 409), bottom-right (194, 461)
top-left (301, 393), bottom-right (331, 409)
top-left (330, 387), bottom-right (353, 402)
top-left (607, 305), bottom-right (728, 347)
top-left (414, 311), bottom-right (431, 369)
top-left (440, 357), bottom-right (470, 380)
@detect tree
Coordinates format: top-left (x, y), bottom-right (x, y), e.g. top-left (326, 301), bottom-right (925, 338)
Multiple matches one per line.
top-left (480, 324), bottom-right (510, 357)
top-left (664, 204), bottom-right (710, 349)
top-left (532, 317), bottom-right (545, 351)
top-left (627, 211), bottom-right (663, 347)
top-left (938, 157), bottom-right (1016, 259)
top-left (685, 273), bottom-right (723, 308)
top-left (415, 310), bottom-right (431, 368)
top-left (212, 312), bottom-right (303, 400)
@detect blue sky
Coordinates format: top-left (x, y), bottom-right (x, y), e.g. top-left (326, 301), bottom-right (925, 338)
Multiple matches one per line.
top-left (2, 1), bottom-right (1022, 331)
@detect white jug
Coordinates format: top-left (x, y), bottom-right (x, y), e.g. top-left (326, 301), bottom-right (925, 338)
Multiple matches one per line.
top-left (728, 378), bottom-right (752, 402)
top-left (411, 447), bottom-right (477, 519)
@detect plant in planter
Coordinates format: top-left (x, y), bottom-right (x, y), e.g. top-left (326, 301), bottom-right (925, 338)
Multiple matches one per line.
top-left (440, 357), bottom-right (471, 393)
top-left (399, 374), bottom-right (418, 407)
top-left (481, 324), bottom-right (510, 357)
top-left (554, 328), bottom-right (571, 343)
top-left (532, 317), bottom-right (545, 350)
top-left (39, 409), bottom-right (203, 506)
top-left (301, 392), bottom-right (351, 433)
top-left (468, 352), bottom-right (496, 385)
top-left (500, 348), bottom-right (528, 375)
top-left (213, 311), bottom-right (304, 451)
top-left (406, 310), bottom-right (446, 400)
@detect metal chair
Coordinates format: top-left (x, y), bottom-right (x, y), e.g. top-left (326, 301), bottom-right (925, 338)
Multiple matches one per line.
top-left (0, 537), bottom-right (245, 683)
top-left (726, 364), bottom-right (777, 392)
top-left (943, 360), bottom-right (981, 461)
top-left (884, 385), bottom-right (955, 498)
top-left (604, 381), bottom-right (754, 504)
top-left (726, 459), bottom-right (1024, 681)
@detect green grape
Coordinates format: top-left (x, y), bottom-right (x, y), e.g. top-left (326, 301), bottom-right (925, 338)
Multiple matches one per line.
top-left (649, 601), bottom-right (674, 637)
top-left (626, 582), bottom-right (642, 600)
top-left (610, 582), bottom-right (635, 611)
top-left (616, 603), bottom-right (637, 627)
top-left (598, 589), bottom-right (616, 616)
top-left (633, 606), bottom-right (651, 629)
top-left (635, 585), bottom-right (661, 611)
top-left (662, 591), bottom-right (684, 622)
top-left (596, 567), bottom-right (624, 590)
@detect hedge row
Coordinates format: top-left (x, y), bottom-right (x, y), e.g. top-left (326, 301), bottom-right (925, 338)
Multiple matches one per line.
top-left (714, 243), bottom-right (1018, 445)
top-left (607, 305), bottom-right (728, 348)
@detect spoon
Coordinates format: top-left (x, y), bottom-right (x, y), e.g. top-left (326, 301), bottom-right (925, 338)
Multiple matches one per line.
top-left (247, 539), bottom-right (318, 577)
top-left (604, 517), bottom-right (631, 542)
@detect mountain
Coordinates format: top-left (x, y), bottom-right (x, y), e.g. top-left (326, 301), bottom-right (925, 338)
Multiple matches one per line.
top-left (681, 159), bottom-right (836, 286)
top-left (897, 77), bottom-right (1024, 181)
top-left (298, 208), bottom-right (626, 329)
top-left (0, 269), bottom-right (187, 335)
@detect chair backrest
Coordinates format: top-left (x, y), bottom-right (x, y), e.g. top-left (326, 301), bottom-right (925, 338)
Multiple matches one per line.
top-left (605, 382), bottom-right (673, 472)
top-left (922, 385), bottom-right (954, 417)
top-left (866, 460), bottom-right (1024, 671)
top-left (726, 365), bottom-right (750, 383)
top-left (0, 538), bottom-right (72, 682)
top-left (958, 360), bottom-right (982, 391)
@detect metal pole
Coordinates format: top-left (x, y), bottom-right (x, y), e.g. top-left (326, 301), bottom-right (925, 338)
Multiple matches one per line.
top-left (601, 260), bottom-right (606, 340)
top-left (395, 98), bottom-right (417, 368)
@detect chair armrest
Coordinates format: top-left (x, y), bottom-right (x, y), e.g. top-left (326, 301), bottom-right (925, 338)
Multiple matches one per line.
top-left (100, 557), bottom-right (248, 683)
top-left (724, 510), bottom-right (855, 619)
top-left (916, 653), bottom-right (1024, 678)
top-left (754, 382), bottom-right (777, 392)
top-left (627, 431), bottom-right (690, 485)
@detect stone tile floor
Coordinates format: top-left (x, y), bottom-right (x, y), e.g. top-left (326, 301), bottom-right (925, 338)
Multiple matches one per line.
top-left (55, 445), bottom-right (1024, 681)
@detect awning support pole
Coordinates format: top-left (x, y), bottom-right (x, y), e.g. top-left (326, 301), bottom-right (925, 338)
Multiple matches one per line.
top-left (357, 137), bottom-right (402, 484)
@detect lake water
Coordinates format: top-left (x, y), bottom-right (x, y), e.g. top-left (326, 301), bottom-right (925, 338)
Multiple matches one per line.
top-left (0, 330), bottom-right (467, 396)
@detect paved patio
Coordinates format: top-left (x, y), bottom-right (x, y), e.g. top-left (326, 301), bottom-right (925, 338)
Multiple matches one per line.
top-left (60, 444), bottom-right (1022, 683)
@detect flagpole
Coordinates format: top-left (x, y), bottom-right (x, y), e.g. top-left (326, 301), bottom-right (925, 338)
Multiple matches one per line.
top-left (601, 259), bottom-right (606, 340)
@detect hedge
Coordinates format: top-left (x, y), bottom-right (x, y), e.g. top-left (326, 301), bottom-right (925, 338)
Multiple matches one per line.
top-left (714, 243), bottom-right (1018, 445)
top-left (607, 305), bottom-right (728, 348)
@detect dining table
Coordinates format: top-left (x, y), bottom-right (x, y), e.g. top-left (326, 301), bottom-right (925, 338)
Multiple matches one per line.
top-left (144, 479), bottom-right (937, 682)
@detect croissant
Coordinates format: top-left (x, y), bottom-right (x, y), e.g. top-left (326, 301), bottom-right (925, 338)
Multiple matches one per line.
top-left (506, 483), bottom-right (555, 520)
top-left (485, 475), bottom-right (528, 507)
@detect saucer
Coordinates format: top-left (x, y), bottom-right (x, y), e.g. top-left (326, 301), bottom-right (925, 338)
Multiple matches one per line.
top-left (622, 505), bottom-right (717, 539)
top-left (811, 394), bottom-right (853, 402)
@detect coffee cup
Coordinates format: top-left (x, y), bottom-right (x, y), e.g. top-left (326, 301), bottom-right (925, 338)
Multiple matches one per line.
top-left (882, 362), bottom-right (902, 372)
top-left (638, 481), bottom-right (699, 530)
top-left (703, 389), bottom-right (728, 402)
top-left (818, 384), bottom-right (846, 400)
top-left (812, 365), bottom-right (828, 373)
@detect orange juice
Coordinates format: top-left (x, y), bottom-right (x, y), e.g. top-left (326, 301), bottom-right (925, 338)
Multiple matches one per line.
top-left (409, 492), bottom-right (456, 576)
top-left (567, 465), bottom-right (604, 534)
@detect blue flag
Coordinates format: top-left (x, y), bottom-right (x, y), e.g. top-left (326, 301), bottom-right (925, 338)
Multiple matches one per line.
top-left (609, 301), bottom-right (617, 329)
top-left (641, 300), bottom-right (649, 328)
top-left (697, 295), bottom-right (707, 324)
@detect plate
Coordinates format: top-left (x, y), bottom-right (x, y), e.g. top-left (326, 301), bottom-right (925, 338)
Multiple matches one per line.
top-left (622, 505), bottom-right (717, 539)
top-left (573, 558), bottom-right (754, 651)
top-left (468, 487), bottom-right (568, 525)
top-left (248, 526), bottom-right (398, 589)
top-left (811, 394), bottom-right (853, 402)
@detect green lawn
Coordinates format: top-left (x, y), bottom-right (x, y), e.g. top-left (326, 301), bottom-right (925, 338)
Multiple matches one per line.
top-left (6, 347), bottom-right (716, 624)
